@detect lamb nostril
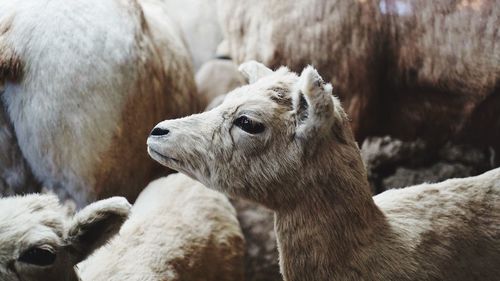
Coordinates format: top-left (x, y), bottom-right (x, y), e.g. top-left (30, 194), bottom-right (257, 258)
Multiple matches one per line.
top-left (150, 127), bottom-right (170, 136)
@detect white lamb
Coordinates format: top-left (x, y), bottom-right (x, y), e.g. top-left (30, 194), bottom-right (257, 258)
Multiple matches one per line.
top-left (0, 194), bottom-right (130, 281)
top-left (78, 173), bottom-right (245, 281)
top-left (147, 61), bottom-right (500, 281)
top-left (0, 0), bottom-right (200, 206)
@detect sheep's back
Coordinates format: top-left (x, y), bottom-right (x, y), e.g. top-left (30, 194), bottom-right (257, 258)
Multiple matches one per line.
top-left (374, 168), bottom-right (500, 281)
top-left (78, 173), bottom-right (245, 281)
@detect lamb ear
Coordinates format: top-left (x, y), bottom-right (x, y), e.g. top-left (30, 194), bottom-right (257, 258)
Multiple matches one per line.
top-left (238, 61), bottom-right (273, 84)
top-left (67, 197), bottom-right (131, 263)
top-left (293, 66), bottom-right (335, 138)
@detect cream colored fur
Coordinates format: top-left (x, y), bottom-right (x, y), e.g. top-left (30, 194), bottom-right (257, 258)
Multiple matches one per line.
top-left (0, 0), bottom-right (199, 206)
top-left (78, 173), bottom-right (245, 281)
top-left (0, 194), bottom-right (130, 281)
top-left (148, 61), bottom-right (500, 281)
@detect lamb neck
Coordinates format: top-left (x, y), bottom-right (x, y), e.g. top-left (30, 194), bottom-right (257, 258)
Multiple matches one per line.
top-left (274, 180), bottom-right (391, 281)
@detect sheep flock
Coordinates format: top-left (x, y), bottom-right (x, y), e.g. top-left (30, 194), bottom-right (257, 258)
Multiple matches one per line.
top-left (0, 0), bottom-right (499, 281)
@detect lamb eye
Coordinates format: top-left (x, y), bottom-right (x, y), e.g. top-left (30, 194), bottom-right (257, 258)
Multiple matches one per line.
top-left (234, 116), bottom-right (265, 134)
top-left (18, 246), bottom-right (56, 266)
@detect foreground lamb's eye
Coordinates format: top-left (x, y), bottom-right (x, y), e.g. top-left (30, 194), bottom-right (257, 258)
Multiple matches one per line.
top-left (18, 246), bottom-right (56, 266)
top-left (234, 116), bottom-right (265, 134)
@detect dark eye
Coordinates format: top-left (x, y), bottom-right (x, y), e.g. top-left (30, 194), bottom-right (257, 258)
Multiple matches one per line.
top-left (18, 246), bottom-right (56, 266)
top-left (234, 116), bottom-right (265, 134)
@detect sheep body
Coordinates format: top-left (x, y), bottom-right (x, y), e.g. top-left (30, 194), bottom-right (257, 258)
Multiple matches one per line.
top-left (217, 0), bottom-right (500, 147)
top-left (0, 0), bottom-right (199, 206)
top-left (160, 0), bottom-right (223, 70)
top-left (0, 104), bottom-right (37, 195)
top-left (371, 168), bottom-right (500, 280)
top-left (78, 173), bottom-right (245, 281)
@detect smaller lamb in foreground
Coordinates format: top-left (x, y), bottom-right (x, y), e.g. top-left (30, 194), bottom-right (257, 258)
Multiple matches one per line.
top-left (0, 195), bottom-right (130, 281)
top-left (78, 173), bottom-right (245, 281)
top-left (147, 61), bottom-right (500, 281)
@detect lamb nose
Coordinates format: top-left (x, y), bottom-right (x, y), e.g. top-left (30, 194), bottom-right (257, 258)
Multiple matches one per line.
top-left (150, 127), bottom-right (170, 136)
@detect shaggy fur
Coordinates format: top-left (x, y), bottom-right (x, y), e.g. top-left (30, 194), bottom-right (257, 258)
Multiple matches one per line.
top-left (0, 194), bottom-right (130, 281)
top-left (216, 0), bottom-right (500, 150)
top-left (0, 0), bottom-right (199, 206)
top-left (148, 62), bottom-right (500, 281)
top-left (78, 173), bottom-right (245, 281)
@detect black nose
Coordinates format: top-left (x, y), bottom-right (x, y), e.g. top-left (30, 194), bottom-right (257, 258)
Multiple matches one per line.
top-left (150, 127), bottom-right (170, 136)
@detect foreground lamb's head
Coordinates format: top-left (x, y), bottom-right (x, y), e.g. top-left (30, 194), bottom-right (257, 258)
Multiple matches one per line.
top-left (148, 61), bottom-right (358, 209)
top-left (0, 194), bottom-right (130, 281)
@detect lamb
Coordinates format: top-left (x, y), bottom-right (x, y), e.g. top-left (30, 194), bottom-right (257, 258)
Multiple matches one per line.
top-left (78, 173), bottom-right (245, 281)
top-left (147, 61), bottom-right (500, 281)
top-left (216, 0), bottom-right (500, 151)
top-left (0, 194), bottom-right (130, 281)
top-left (0, 0), bottom-right (200, 206)
top-left (0, 175), bottom-right (244, 281)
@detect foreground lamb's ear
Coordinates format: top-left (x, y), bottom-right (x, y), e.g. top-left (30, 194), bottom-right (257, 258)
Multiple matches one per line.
top-left (238, 60), bottom-right (273, 84)
top-left (67, 197), bottom-right (131, 263)
top-left (293, 66), bottom-right (335, 139)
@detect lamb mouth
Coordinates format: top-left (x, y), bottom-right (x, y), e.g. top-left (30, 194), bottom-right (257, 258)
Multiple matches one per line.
top-left (147, 147), bottom-right (179, 164)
